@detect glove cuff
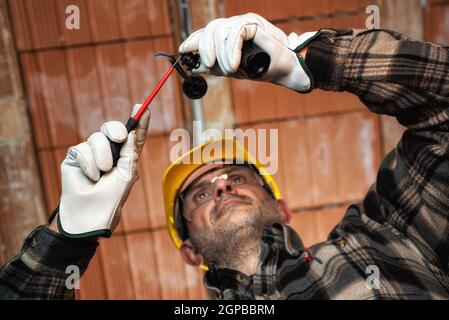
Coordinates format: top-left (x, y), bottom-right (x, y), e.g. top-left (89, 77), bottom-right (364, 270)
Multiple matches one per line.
top-left (57, 213), bottom-right (112, 239)
top-left (288, 31), bottom-right (322, 93)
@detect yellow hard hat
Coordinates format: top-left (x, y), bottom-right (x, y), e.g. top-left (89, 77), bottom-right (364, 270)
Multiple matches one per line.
top-left (162, 137), bottom-right (282, 255)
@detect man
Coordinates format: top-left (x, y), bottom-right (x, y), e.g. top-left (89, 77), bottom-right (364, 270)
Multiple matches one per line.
top-left (1, 13), bottom-right (448, 299)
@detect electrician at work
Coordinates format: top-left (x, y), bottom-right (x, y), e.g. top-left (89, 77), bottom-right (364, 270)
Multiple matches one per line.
top-left (1, 13), bottom-right (448, 299)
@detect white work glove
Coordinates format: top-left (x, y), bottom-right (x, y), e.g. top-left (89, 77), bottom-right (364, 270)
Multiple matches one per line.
top-left (179, 13), bottom-right (320, 92)
top-left (57, 104), bottom-right (150, 238)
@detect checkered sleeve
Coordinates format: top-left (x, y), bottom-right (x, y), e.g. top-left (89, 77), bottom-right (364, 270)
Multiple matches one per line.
top-left (0, 225), bottom-right (98, 299)
top-left (305, 28), bottom-right (449, 267)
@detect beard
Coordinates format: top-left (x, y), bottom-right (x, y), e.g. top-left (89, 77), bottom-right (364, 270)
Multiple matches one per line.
top-left (189, 196), bottom-right (281, 270)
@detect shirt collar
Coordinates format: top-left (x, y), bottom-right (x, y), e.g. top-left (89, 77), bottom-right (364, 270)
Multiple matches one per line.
top-left (203, 223), bottom-right (304, 294)
top-left (260, 222), bottom-right (304, 257)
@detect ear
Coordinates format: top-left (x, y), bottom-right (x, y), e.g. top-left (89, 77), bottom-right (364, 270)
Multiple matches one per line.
top-left (276, 199), bottom-right (292, 224)
top-left (180, 239), bottom-right (205, 267)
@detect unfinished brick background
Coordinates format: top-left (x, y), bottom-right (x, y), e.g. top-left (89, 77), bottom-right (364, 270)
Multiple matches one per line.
top-left (5, 0), bottom-right (202, 300)
top-left (1, 0), bottom-right (447, 299)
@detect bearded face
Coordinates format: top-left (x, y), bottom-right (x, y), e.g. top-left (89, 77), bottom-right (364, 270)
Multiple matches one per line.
top-left (189, 197), bottom-right (280, 267)
top-left (180, 165), bottom-right (281, 268)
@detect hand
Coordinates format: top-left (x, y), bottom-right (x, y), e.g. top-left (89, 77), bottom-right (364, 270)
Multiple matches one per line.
top-left (56, 104), bottom-right (150, 238)
top-left (179, 13), bottom-right (319, 92)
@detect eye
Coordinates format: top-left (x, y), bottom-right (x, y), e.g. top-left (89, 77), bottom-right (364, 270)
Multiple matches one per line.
top-left (197, 192), bottom-right (206, 200)
top-left (194, 189), bottom-right (212, 203)
top-left (230, 174), bottom-right (245, 185)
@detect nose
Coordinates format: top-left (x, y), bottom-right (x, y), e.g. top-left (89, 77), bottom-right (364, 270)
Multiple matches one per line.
top-left (214, 178), bottom-right (236, 201)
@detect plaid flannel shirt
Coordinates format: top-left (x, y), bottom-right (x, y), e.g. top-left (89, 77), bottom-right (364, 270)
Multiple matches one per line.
top-left (0, 225), bottom-right (97, 299)
top-left (1, 28), bottom-right (448, 299)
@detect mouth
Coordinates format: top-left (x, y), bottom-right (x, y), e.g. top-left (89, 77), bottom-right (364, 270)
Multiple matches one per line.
top-left (215, 198), bottom-right (251, 221)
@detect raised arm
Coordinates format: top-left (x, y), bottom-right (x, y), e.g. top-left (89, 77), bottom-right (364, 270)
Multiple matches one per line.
top-left (305, 28), bottom-right (449, 266)
top-left (179, 14), bottom-right (449, 267)
top-left (306, 28), bottom-right (449, 130)
top-left (0, 226), bottom-right (97, 299)
top-left (0, 104), bottom-right (150, 299)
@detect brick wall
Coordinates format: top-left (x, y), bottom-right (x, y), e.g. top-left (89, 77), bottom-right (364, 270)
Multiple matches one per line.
top-left (424, 0), bottom-right (449, 44)
top-left (223, 0), bottom-right (381, 248)
top-left (6, 0), bottom-right (206, 300)
top-left (2, 0), bottom-right (446, 300)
